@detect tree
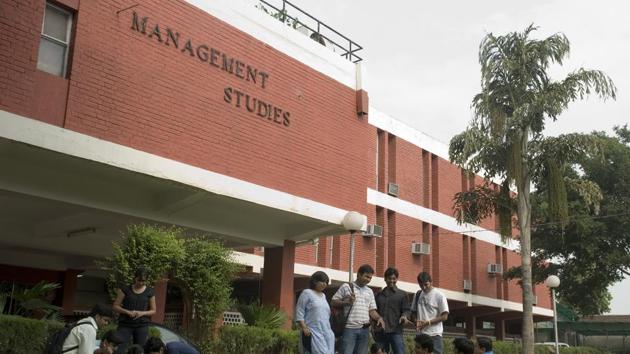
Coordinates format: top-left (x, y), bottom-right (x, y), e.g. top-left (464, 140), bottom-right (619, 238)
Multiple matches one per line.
top-left (449, 25), bottom-right (616, 352)
top-left (102, 224), bottom-right (241, 342)
top-left (524, 126), bottom-right (630, 315)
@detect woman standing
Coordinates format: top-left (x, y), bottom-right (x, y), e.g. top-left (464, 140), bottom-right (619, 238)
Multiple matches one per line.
top-left (113, 267), bottom-right (156, 354)
top-left (295, 271), bottom-right (335, 354)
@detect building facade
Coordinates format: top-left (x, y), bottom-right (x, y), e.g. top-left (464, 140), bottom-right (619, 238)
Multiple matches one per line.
top-left (0, 0), bottom-right (552, 338)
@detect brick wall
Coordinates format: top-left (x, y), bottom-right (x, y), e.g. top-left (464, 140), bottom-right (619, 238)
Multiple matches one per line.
top-left (1, 0), bottom-right (374, 215)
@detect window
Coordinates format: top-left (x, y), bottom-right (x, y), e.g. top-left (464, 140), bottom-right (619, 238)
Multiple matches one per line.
top-left (37, 3), bottom-right (73, 77)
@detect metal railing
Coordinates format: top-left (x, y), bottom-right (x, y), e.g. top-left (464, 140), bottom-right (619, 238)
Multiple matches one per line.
top-left (257, 0), bottom-right (363, 63)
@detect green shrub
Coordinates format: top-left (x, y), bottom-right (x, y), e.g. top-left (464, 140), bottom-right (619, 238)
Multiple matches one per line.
top-left (238, 303), bottom-right (287, 329)
top-left (0, 315), bottom-right (63, 354)
top-left (204, 325), bottom-right (298, 354)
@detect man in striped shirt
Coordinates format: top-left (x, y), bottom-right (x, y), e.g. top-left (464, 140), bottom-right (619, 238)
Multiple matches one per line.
top-left (332, 264), bottom-right (385, 354)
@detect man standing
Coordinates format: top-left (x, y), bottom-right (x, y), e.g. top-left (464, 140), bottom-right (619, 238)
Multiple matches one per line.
top-left (411, 272), bottom-right (449, 354)
top-left (374, 267), bottom-right (410, 354)
top-left (332, 264), bottom-right (385, 354)
top-left (475, 337), bottom-right (493, 354)
top-left (62, 303), bottom-right (114, 354)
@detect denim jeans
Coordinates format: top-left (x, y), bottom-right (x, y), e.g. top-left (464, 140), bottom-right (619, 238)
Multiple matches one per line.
top-left (341, 327), bottom-right (370, 354)
top-left (375, 332), bottom-right (406, 354)
top-left (431, 335), bottom-right (443, 354)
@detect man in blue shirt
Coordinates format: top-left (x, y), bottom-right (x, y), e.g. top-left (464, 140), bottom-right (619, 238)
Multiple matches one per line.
top-left (475, 337), bottom-right (493, 354)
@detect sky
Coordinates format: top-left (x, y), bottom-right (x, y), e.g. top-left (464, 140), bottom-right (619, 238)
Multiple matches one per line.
top-left (286, 0), bottom-right (629, 314)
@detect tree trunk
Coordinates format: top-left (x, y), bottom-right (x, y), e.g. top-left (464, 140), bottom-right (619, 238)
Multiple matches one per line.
top-left (517, 130), bottom-right (535, 353)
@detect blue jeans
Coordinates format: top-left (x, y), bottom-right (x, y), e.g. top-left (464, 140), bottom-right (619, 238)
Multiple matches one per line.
top-left (375, 332), bottom-right (406, 354)
top-left (341, 327), bottom-right (369, 354)
top-left (431, 335), bottom-right (443, 354)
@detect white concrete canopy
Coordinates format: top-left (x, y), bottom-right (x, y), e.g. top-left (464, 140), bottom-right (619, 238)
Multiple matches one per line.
top-left (0, 110), bottom-right (365, 271)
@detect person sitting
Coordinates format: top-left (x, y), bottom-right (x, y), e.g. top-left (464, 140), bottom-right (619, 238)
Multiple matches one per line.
top-left (415, 334), bottom-right (434, 354)
top-left (475, 337), bottom-right (493, 354)
top-left (144, 337), bottom-right (199, 354)
top-left (370, 342), bottom-right (386, 354)
top-left (453, 338), bottom-right (474, 354)
top-left (62, 303), bottom-right (114, 354)
top-left (125, 344), bottom-right (145, 354)
top-left (94, 330), bottom-right (124, 354)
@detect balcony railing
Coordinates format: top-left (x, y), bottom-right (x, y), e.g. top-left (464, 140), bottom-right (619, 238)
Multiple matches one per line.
top-left (257, 0), bottom-right (363, 63)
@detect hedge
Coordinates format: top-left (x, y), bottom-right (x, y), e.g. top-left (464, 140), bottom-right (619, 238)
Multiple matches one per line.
top-left (0, 315), bottom-right (611, 354)
top-left (201, 325), bottom-right (298, 354)
top-left (0, 315), bottom-right (63, 354)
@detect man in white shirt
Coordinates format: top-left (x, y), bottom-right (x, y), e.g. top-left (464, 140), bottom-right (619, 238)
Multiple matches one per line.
top-left (332, 264), bottom-right (385, 354)
top-left (62, 303), bottom-right (115, 354)
top-left (411, 272), bottom-right (449, 354)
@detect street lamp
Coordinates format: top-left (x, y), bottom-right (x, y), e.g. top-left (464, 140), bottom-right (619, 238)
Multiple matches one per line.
top-left (342, 211), bottom-right (364, 284)
top-left (545, 275), bottom-right (561, 354)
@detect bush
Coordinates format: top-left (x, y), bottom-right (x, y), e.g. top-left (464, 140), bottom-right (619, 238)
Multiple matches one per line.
top-left (0, 315), bottom-right (63, 354)
top-left (202, 325), bottom-right (298, 354)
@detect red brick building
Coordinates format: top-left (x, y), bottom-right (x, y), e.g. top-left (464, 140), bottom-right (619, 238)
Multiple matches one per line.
top-left (0, 0), bottom-right (552, 338)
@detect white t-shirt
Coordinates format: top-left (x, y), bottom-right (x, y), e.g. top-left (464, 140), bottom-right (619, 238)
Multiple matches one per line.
top-left (412, 288), bottom-right (449, 336)
top-left (332, 283), bottom-right (377, 329)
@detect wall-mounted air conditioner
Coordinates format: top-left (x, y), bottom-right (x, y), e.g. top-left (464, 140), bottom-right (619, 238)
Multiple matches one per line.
top-left (387, 183), bottom-right (399, 197)
top-left (463, 279), bottom-right (472, 292)
top-left (363, 224), bottom-right (383, 238)
top-left (411, 242), bottom-right (430, 255)
top-left (487, 263), bottom-right (503, 275)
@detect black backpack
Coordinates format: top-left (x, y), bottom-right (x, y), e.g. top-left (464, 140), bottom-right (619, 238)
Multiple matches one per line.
top-left (43, 320), bottom-right (96, 354)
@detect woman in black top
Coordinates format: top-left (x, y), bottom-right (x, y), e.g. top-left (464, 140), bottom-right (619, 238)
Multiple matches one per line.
top-left (113, 267), bottom-right (156, 354)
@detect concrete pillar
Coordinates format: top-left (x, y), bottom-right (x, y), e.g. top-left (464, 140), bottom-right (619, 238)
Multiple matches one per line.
top-left (466, 315), bottom-right (477, 338)
top-left (262, 240), bottom-right (296, 329)
top-left (61, 269), bottom-right (80, 316)
top-left (151, 279), bottom-right (168, 324)
top-left (494, 319), bottom-right (506, 340)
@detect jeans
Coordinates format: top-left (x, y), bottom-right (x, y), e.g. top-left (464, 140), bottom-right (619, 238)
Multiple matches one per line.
top-left (114, 325), bottom-right (149, 354)
top-left (375, 332), bottom-right (406, 354)
top-left (431, 335), bottom-right (443, 354)
top-left (341, 327), bottom-right (369, 354)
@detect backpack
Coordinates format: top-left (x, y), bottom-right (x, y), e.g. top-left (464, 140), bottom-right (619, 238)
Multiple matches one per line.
top-left (330, 283), bottom-right (354, 338)
top-left (43, 320), bottom-right (96, 354)
top-left (410, 289), bottom-right (423, 321)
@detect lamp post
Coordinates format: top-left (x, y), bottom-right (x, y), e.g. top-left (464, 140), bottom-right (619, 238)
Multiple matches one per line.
top-left (342, 211), bottom-right (364, 284)
top-left (545, 275), bottom-right (561, 354)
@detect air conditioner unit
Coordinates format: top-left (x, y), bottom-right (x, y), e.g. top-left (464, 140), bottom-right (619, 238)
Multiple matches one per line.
top-left (363, 224), bottom-right (383, 238)
top-left (411, 242), bottom-right (431, 255)
top-left (463, 279), bottom-right (472, 292)
top-left (387, 183), bottom-right (399, 197)
top-left (487, 263), bottom-right (503, 274)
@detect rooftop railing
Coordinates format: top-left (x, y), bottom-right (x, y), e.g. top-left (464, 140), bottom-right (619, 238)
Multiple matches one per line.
top-left (257, 0), bottom-right (363, 63)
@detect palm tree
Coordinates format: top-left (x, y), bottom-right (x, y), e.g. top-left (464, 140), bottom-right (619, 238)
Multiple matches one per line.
top-left (449, 25), bottom-right (615, 353)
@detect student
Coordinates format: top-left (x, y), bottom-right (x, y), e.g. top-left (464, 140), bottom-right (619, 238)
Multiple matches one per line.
top-left (475, 337), bottom-right (493, 354)
top-left (411, 272), bottom-right (449, 354)
top-left (144, 337), bottom-right (200, 354)
top-left (453, 338), bottom-right (474, 354)
top-left (125, 344), bottom-right (145, 354)
top-left (414, 334), bottom-right (434, 354)
top-left (61, 303), bottom-right (115, 354)
top-left (370, 342), bottom-right (386, 354)
top-left (295, 271), bottom-right (335, 354)
top-left (374, 267), bottom-right (411, 354)
top-left (94, 330), bottom-right (124, 354)
top-left (332, 264), bottom-right (385, 354)
top-left (113, 267), bottom-right (156, 354)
